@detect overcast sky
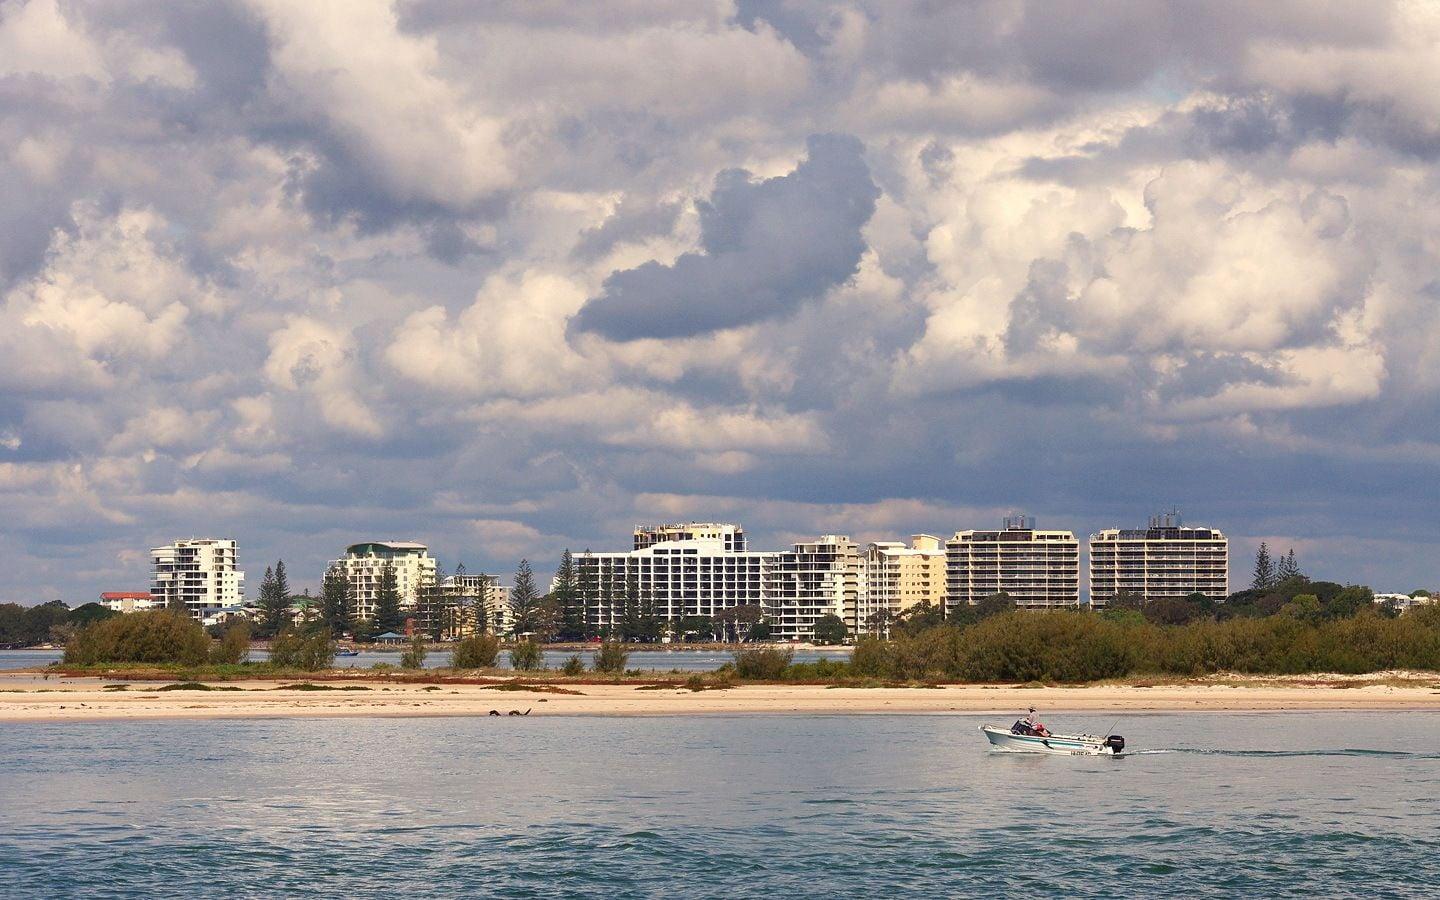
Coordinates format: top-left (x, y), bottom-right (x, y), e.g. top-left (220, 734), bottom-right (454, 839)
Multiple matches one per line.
top-left (3, 0), bottom-right (1439, 602)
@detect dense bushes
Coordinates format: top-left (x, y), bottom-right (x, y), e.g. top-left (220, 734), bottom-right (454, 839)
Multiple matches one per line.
top-left (63, 610), bottom-right (210, 666)
top-left (269, 626), bottom-right (336, 671)
top-left (734, 646), bottom-right (793, 679)
top-left (594, 641), bottom-right (629, 674)
top-left (400, 635), bottom-right (427, 669)
top-left (209, 622), bottom-right (251, 665)
top-left (509, 640), bottom-right (544, 671)
top-left (847, 607), bottom-right (1440, 683)
top-left (4, 601), bottom-right (118, 647)
top-left (451, 634), bottom-right (500, 669)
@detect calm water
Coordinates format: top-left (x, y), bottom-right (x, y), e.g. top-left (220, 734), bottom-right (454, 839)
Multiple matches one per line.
top-left (1, 712), bottom-right (1437, 898)
top-left (0, 647), bottom-right (848, 672)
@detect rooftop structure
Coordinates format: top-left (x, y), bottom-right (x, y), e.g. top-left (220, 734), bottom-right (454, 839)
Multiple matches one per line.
top-left (633, 523), bottom-right (747, 552)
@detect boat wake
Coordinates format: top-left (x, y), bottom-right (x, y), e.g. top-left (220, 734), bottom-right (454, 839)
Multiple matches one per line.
top-left (1127, 748), bottom-right (1440, 759)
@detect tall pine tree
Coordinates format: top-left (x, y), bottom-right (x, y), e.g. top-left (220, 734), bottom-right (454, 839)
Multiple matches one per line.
top-left (320, 567), bottom-right (353, 637)
top-left (257, 564), bottom-right (289, 638)
top-left (553, 549), bottom-right (583, 640)
top-left (1252, 542), bottom-right (1275, 590)
top-left (1277, 548), bottom-right (1301, 582)
top-left (373, 561), bottom-right (403, 633)
top-left (509, 559), bottom-right (540, 637)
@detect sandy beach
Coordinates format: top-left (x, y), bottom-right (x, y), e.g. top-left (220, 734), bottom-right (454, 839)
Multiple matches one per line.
top-left (3, 672), bottom-right (1440, 722)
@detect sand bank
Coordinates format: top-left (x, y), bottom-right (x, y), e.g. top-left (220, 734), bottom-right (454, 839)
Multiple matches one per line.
top-left (3, 673), bottom-right (1439, 722)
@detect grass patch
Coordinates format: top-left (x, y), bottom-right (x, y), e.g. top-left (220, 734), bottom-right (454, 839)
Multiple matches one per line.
top-left (272, 683), bottom-right (370, 691)
top-left (479, 683), bottom-right (584, 695)
top-left (102, 684), bottom-right (128, 691)
top-left (156, 682), bottom-right (242, 692)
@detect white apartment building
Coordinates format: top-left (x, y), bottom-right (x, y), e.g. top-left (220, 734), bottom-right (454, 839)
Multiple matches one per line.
top-left (945, 516), bottom-right (1080, 610)
top-left (858, 535), bottom-right (947, 636)
top-left (1088, 512), bottom-right (1228, 606)
top-left (576, 525), bottom-right (878, 641)
top-left (451, 573), bottom-right (514, 636)
top-left (764, 535), bottom-right (861, 641)
top-left (150, 539), bottom-right (245, 619)
top-left (330, 541), bottom-right (437, 621)
top-left (577, 524), bottom-right (770, 635)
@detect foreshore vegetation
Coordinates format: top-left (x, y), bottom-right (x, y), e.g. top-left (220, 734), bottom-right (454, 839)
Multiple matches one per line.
top-left (36, 568), bottom-right (1440, 686)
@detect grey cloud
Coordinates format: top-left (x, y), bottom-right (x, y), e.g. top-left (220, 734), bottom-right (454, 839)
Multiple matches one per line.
top-left (570, 197), bottom-right (683, 263)
top-left (569, 134), bottom-right (879, 341)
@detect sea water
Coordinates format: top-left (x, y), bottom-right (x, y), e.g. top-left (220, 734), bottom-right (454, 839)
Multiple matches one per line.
top-left (1, 711), bottom-right (1437, 898)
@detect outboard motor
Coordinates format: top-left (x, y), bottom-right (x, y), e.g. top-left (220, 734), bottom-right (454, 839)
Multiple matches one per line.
top-left (1103, 734), bottom-right (1126, 754)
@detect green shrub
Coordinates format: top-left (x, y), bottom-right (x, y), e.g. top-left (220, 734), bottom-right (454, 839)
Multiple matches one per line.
top-left (269, 626), bottom-right (336, 671)
top-left (561, 654), bottom-right (585, 676)
top-left (451, 634), bottom-right (501, 668)
top-left (63, 610), bottom-right (210, 666)
top-left (851, 637), bottom-right (894, 677)
top-left (733, 646), bottom-right (793, 679)
top-left (594, 641), bottom-right (629, 674)
top-left (509, 640), bottom-right (544, 671)
top-left (400, 635), bottom-right (427, 669)
top-left (780, 657), bottom-right (852, 680)
top-left (209, 621), bottom-right (251, 665)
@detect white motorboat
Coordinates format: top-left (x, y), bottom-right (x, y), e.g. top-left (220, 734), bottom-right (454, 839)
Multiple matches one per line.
top-left (981, 723), bottom-right (1125, 755)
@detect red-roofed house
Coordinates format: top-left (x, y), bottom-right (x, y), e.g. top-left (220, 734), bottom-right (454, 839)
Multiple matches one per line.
top-left (100, 592), bottom-right (159, 614)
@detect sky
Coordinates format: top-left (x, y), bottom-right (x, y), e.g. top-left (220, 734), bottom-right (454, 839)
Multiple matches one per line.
top-left (2, 0), bottom-right (1439, 603)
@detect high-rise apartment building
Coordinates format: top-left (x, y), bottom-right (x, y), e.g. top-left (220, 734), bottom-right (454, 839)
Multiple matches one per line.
top-left (576, 524), bottom-right (871, 641)
top-left (150, 538), bottom-right (245, 618)
top-left (330, 541), bottom-right (437, 621)
top-left (577, 524), bottom-right (770, 635)
top-left (858, 534), bottom-right (947, 636)
top-left (415, 573), bottom-right (512, 638)
top-left (764, 535), bottom-right (861, 640)
top-left (945, 516), bottom-right (1080, 610)
top-left (1088, 512), bottom-right (1228, 605)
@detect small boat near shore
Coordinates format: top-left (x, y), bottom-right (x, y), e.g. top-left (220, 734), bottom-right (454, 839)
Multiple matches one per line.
top-left (981, 723), bottom-right (1125, 756)
top-left (335, 647), bottom-right (361, 657)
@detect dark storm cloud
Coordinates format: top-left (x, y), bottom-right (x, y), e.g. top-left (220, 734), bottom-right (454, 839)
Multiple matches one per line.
top-left (569, 134), bottom-right (879, 341)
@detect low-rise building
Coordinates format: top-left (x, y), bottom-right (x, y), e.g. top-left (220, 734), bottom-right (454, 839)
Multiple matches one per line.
top-left (1089, 512), bottom-right (1228, 606)
top-left (858, 535), bottom-right (946, 636)
top-left (945, 516), bottom-right (1080, 611)
top-left (330, 541), bottom-right (437, 621)
top-left (99, 592), bottom-right (158, 614)
top-left (150, 539), bottom-right (245, 619)
top-left (1375, 593), bottom-right (1436, 613)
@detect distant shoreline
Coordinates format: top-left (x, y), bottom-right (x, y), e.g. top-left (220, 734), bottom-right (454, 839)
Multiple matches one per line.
top-left (3, 672), bottom-right (1438, 723)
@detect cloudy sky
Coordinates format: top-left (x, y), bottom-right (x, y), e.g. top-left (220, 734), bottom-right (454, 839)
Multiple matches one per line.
top-left (3, 0), bottom-right (1439, 602)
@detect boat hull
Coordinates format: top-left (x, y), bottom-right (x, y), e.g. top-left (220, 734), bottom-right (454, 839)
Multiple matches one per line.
top-left (981, 725), bottom-right (1119, 755)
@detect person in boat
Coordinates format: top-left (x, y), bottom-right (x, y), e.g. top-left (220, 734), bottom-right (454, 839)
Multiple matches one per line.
top-left (1013, 707), bottom-right (1051, 737)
